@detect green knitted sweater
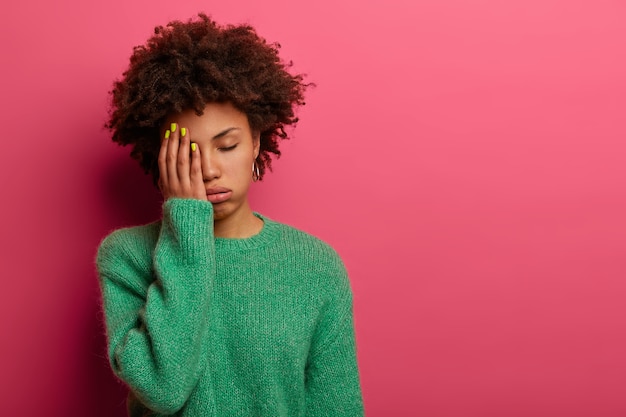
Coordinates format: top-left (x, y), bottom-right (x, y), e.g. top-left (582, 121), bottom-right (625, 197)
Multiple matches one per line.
top-left (96, 198), bottom-right (364, 416)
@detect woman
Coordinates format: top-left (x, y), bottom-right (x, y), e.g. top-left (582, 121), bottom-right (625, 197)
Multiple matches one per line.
top-left (96, 13), bottom-right (364, 416)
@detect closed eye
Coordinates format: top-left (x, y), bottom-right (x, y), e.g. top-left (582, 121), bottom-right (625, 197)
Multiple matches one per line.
top-left (219, 144), bottom-right (238, 152)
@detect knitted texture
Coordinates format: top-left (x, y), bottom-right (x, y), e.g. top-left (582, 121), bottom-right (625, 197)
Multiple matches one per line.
top-left (96, 198), bottom-right (364, 416)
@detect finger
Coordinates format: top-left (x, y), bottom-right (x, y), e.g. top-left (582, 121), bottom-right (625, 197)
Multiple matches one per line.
top-left (177, 126), bottom-right (192, 189)
top-left (157, 128), bottom-right (170, 193)
top-left (166, 122), bottom-right (181, 189)
top-left (189, 140), bottom-right (205, 200)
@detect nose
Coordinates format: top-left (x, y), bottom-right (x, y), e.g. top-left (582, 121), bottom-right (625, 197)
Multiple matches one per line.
top-left (201, 150), bottom-right (221, 182)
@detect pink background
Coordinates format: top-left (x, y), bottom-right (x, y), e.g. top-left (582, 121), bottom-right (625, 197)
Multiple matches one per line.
top-left (2, 0), bottom-right (625, 415)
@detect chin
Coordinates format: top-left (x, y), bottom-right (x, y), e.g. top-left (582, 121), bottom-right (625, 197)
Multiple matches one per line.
top-left (212, 203), bottom-right (233, 221)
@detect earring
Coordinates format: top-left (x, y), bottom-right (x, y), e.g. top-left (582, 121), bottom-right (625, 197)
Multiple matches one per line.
top-left (252, 160), bottom-right (260, 182)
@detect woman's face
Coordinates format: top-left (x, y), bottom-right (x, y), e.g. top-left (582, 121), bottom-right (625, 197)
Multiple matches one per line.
top-left (163, 102), bottom-right (260, 222)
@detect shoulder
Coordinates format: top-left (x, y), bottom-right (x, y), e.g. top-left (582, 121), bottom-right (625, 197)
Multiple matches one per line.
top-left (96, 221), bottom-right (161, 276)
top-left (272, 219), bottom-right (344, 265)
top-left (262, 216), bottom-right (351, 294)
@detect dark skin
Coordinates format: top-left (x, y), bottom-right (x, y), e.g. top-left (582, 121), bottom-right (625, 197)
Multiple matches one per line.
top-left (158, 102), bottom-right (263, 238)
top-left (158, 121), bottom-right (206, 201)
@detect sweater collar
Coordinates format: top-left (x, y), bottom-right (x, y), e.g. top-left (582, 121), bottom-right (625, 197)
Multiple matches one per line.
top-left (214, 213), bottom-right (279, 251)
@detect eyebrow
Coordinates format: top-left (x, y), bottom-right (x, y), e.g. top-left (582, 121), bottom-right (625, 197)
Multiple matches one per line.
top-left (212, 127), bottom-right (241, 140)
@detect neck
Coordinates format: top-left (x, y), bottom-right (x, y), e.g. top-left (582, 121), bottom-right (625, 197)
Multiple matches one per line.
top-left (213, 202), bottom-right (263, 238)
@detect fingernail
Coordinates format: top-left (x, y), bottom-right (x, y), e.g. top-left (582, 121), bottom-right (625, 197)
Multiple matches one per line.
top-left (164, 130), bottom-right (170, 139)
top-left (191, 143), bottom-right (197, 152)
top-left (171, 123), bottom-right (177, 132)
top-left (181, 127), bottom-right (187, 137)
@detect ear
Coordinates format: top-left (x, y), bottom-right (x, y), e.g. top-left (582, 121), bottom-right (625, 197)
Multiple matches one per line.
top-left (253, 131), bottom-right (261, 159)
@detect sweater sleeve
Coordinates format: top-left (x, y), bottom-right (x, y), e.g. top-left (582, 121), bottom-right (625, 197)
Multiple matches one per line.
top-left (305, 260), bottom-right (365, 417)
top-left (96, 198), bottom-right (215, 414)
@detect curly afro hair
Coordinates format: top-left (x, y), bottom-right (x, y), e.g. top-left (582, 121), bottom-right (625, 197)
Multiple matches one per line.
top-left (106, 13), bottom-right (310, 184)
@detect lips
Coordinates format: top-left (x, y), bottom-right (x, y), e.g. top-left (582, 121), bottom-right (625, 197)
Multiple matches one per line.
top-left (206, 187), bottom-right (233, 204)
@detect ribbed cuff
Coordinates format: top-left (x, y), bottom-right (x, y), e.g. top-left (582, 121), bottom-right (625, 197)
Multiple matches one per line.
top-left (160, 198), bottom-right (214, 261)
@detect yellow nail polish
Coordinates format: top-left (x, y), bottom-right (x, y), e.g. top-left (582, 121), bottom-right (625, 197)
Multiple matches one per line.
top-left (164, 130), bottom-right (170, 139)
top-left (181, 127), bottom-right (186, 137)
top-left (191, 143), bottom-right (197, 152)
top-left (171, 123), bottom-right (177, 132)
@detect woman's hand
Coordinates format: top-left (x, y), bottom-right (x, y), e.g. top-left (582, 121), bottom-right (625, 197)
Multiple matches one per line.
top-left (158, 123), bottom-right (207, 201)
